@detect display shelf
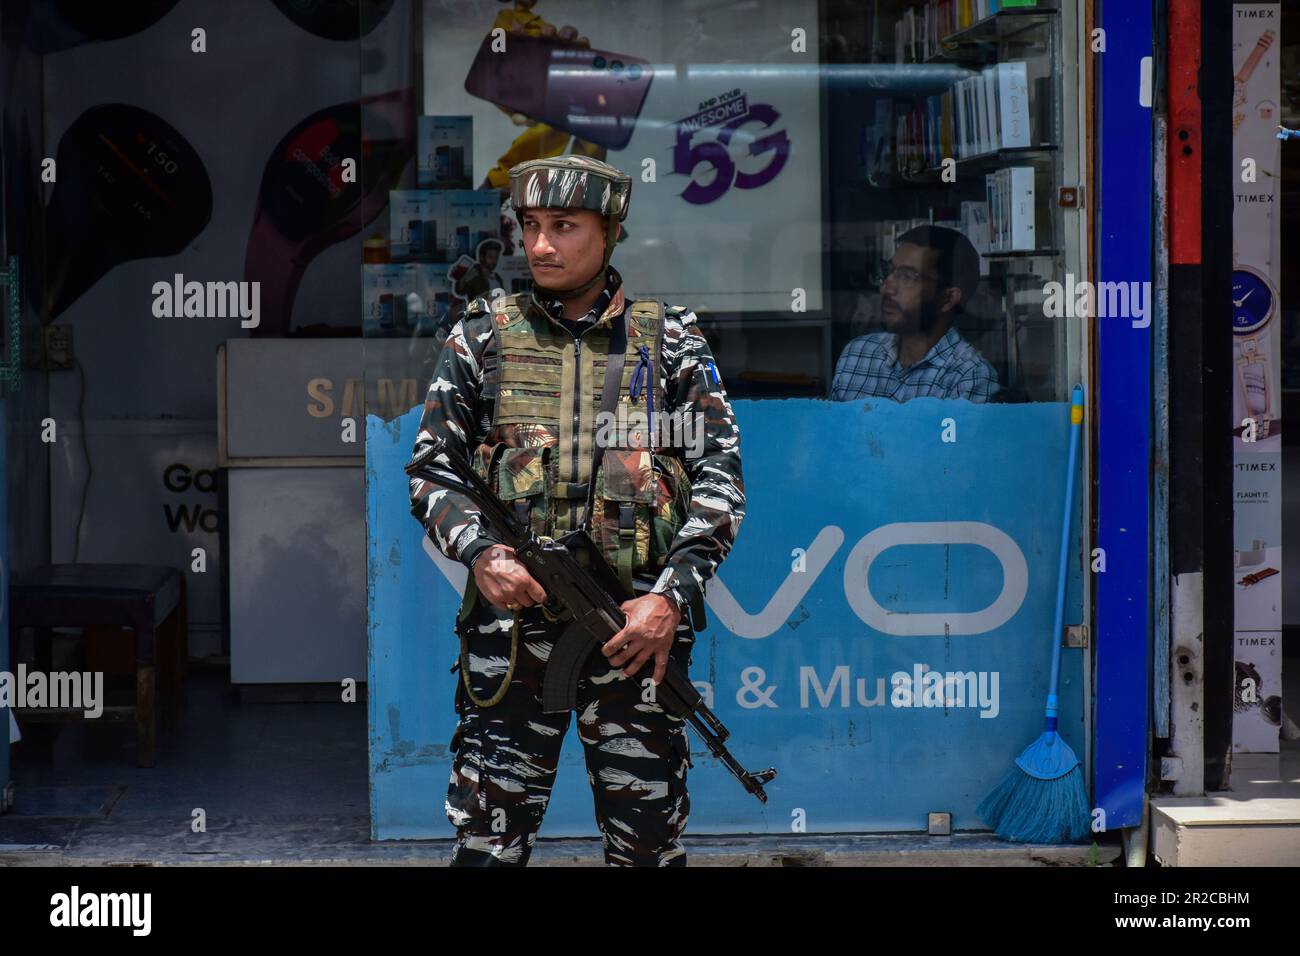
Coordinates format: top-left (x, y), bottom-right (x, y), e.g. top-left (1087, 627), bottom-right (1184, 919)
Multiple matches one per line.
top-left (983, 248), bottom-right (1062, 259)
top-left (925, 8), bottom-right (1060, 64)
top-left (950, 143), bottom-right (1059, 167)
top-left (935, 7), bottom-right (1055, 53)
top-left (899, 145), bottom-right (1059, 183)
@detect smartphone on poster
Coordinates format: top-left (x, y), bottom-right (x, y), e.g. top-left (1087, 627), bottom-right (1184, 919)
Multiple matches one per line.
top-left (463, 33), bottom-right (654, 150)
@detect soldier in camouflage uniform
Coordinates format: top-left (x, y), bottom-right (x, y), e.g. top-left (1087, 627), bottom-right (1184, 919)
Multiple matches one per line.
top-left (409, 155), bottom-right (745, 866)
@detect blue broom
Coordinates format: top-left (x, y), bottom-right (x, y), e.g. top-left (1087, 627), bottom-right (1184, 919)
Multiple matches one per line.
top-left (977, 383), bottom-right (1091, 844)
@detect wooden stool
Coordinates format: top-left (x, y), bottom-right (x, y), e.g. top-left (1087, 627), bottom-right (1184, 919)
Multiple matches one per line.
top-left (8, 564), bottom-right (187, 767)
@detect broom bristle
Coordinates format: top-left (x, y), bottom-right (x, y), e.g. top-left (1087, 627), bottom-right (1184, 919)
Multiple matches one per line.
top-left (977, 764), bottom-right (1091, 843)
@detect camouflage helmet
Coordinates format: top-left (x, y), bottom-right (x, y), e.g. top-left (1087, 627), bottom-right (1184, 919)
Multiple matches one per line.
top-left (508, 155), bottom-right (632, 222)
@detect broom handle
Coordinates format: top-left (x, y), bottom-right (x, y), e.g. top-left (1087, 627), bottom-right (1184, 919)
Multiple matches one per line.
top-left (1045, 384), bottom-right (1085, 737)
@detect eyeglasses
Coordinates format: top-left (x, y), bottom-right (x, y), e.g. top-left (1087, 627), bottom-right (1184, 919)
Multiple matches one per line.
top-left (879, 261), bottom-right (935, 286)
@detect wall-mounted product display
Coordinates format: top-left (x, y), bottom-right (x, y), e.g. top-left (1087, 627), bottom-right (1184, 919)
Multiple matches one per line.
top-left (417, 116), bottom-right (474, 188)
top-left (1231, 5), bottom-right (1284, 753)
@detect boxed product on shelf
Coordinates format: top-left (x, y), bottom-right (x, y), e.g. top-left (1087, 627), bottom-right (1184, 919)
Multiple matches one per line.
top-left (985, 166), bottom-right (1036, 252)
top-left (864, 99), bottom-right (897, 184)
top-left (443, 189), bottom-right (502, 263)
top-left (962, 200), bottom-right (993, 274)
top-left (896, 59), bottom-right (1034, 172)
top-left (1005, 166), bottom-right (1037, 250)
top-left (363, 264), bottom-right (413, 336)
top-left (417, 116), bottom-right (473, 189)
top-left (986, 169), bottom-right (1005, 250)
top-left (993, 61), bottom-right (1032, 148)
top-left (986, 171), bottom-right (1004, 250)
top-left (363, 263), bottom-right (453, 337)
top-left (388, 188), bottom-right (500, 264)
top-left (960, 60), bottom-right (1034, 159)
top-left (408, 263), bottom-right (454, 336)
top-left (389, 190), bottom-right (445, 261)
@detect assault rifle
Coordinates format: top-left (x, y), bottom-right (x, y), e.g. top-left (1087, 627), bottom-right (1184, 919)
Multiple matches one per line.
top-left (406, 439), bottom-right (777, 803)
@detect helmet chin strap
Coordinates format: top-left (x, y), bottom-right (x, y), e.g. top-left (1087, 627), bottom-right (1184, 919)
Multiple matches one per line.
top-left (533, 260), bottom-right (607, 300)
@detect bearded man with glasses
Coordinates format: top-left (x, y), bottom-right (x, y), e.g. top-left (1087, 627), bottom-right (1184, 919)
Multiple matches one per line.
top-left (831, 225), bottom-right (999, 403)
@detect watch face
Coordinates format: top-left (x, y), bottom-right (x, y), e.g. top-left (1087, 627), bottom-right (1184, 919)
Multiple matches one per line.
top-left (1232, 267), bottom-right (1274, 335)
top-left (257, 96), bottom-right (407, 242)
top-left (45, 104), bottom-right (212, 318)
top-left (271, 0), bottom-right (396, 40)
top-left (260, 104), bottom-right (364, 242)
top-left (246, 90), bottom-right (414, 336)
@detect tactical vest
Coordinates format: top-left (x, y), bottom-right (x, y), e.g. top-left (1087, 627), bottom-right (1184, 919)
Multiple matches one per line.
top-left (469, 292), bottom-right (693, 594)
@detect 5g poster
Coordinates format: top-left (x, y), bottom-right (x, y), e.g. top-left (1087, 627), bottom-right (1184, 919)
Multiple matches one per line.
top-left (421, 0), bottom-right (822, 313)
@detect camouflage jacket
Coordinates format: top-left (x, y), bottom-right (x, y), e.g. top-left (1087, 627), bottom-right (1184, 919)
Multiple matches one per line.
top-left (408, 269), bottom-right (745, 616)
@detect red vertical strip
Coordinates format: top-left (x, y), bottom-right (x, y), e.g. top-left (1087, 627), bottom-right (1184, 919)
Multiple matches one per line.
top-left (1169, 0), bottom-right (1202, 265)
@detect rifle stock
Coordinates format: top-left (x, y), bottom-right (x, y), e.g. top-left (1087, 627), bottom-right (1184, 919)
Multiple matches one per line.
top-left (405, 439), bottom-right (777, 803)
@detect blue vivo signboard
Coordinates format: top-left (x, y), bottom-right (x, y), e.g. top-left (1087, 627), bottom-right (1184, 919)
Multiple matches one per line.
top-left (368, 399), bottom-right (1085, 838)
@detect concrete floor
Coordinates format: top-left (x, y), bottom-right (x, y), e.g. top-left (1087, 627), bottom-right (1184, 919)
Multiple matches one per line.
top-left (1, 663), bottom-right (374, 862)
top-left (0, 661), bottom-right (1114, 866)
top-left (9, 665), bottom-right (369, 818)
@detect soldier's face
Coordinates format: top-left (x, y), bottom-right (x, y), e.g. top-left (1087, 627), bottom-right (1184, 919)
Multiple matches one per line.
top-left (522, 208), bottom-right (607, 289)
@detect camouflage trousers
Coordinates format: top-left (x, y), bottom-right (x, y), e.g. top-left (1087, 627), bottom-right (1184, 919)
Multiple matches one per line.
top-left (446, 596), bottom-right (695, 867)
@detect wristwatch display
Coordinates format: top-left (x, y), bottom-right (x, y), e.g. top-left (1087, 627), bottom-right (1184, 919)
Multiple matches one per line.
top-left (243, 87), bottom-right (415, 336)
top-left (44, 104), bottom-right (212, 318)
top-left (1232, 265), bottom-right (1275, 335)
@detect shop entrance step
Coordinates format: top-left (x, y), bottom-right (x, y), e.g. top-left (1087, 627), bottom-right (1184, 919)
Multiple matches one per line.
top-left (1150, 748), bottom-right (1300, 866)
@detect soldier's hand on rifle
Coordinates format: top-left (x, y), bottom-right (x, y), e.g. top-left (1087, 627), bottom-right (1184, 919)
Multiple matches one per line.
top-left (602, 594), bottom-right (682, 685)
top-left (473, 544), bottom-right (547, 611)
